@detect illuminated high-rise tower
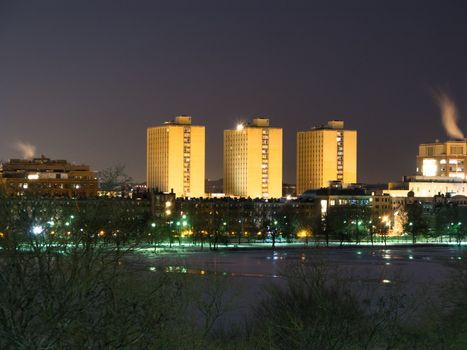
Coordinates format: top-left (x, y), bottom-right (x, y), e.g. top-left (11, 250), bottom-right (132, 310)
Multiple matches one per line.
top-left (147, 116), bottom-right (205, 197)
top-left (296, 120), bottom-right (357, 194)
top-left (224, 118), bottom-right (282, 198)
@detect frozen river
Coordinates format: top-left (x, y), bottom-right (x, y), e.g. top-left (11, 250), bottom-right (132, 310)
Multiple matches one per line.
top-left (127, 246), bottom-right (467, 325)
top-left (131, 245), bottom-right (466, 282)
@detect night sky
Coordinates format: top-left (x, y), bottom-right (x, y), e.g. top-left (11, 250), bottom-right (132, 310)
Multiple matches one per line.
top-left (1, 0), bottom-right (466, 184)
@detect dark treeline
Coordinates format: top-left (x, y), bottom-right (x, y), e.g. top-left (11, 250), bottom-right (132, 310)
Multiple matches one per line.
top-left (0, 196), bottom-right (466, 251)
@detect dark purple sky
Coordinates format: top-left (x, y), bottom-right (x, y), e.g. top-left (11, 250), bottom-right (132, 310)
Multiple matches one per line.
top-left (1, 0), bottom-right (466, 183)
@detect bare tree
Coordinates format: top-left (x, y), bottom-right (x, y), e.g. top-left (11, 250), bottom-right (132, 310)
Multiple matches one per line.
top-left (98, 164), bottom-right (133, 191)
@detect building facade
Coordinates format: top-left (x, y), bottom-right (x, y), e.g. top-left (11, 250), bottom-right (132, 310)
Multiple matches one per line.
top-left (385, 176), bottom-right (467, 198)
top-left (224, 118), bottom-right (282, 198)
top-left (417, 140), bottom-right (467, 179)
top-left (147, 116), bottom-right (205, 198)
top-left (296, 120), bottom-right (357, 194)
top-left (0, 156), bottom-right (97, 198)
top-left (384, 140), bottom-right (467, 198)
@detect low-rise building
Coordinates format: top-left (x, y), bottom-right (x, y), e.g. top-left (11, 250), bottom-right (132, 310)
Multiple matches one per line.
top-left (385, 175), bottom-right (467, 198)
top-left (0, 156), bottom-right (97, 198)
top-left (417, 140), bottom-right (467, 179)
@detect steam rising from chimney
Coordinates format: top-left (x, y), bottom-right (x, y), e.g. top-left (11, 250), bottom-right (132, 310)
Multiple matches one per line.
top-left (434, 90), bottom-right (464, 140)
top-left (14, 141), bottom-right (36, 159)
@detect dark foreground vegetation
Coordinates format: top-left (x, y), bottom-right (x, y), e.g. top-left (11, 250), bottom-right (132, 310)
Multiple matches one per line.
top-left (1, 197), bottom-right (467, 349)
top-left (1, 233), bottom-right (467, 350)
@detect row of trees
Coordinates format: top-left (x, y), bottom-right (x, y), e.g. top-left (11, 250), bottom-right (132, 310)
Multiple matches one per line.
top-left (404, 200), bottom-right (467, 245)
top-left (169, 200), bottom-right (466, 248)
top-left (1, 195), bottom-right (466, 249)
top-left (157, 199), bottom-right (467, 248)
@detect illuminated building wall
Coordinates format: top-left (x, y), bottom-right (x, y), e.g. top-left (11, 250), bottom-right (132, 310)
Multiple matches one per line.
top-left (417, 140), bottom-right (467, 179)
top-left (147, 116), bottom-right (205, 198)
top-left (296, 120), bottom-right (357, 194)
top-left (385, 177), bottom-right (467, 198)
top-left (224, 118), bottom-right (282, 198)
top-left (0, 156), bottom-right (97, 198)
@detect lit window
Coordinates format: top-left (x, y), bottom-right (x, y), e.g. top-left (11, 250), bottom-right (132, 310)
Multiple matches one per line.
top-left (422, 159), bottom-right (437, 176)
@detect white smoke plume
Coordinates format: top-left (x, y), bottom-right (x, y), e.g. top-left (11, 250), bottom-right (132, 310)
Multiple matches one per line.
top-left (14, 141), bottom-right (36, 159)
top-left (434, 90), bottom-right (464, 140)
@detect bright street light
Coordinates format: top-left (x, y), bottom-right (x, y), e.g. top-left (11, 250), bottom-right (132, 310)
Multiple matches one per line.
top-left (32, 225), bottom-right (44, 235)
